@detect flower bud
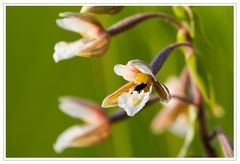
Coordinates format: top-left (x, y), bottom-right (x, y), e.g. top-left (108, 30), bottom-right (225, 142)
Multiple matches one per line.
top-left (81, 6), bottom-right (123, 15)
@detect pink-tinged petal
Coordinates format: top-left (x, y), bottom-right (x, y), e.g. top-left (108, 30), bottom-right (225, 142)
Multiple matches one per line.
top-left (53, 34), bottom-right (110, 62)
top-left (58, 96), bottom-right (107, 125)
top-left (53, 125), bottom-right (94, 153)
top-left (79, 33), bottom-right (110, 57)
top-left (165, 76), bottom-right (185, 96)
top-left (101, 82), bottom-right (136, 108)
top-left (57, 12), bottom-right (104, 39)
top-left (114, 64), bottom-right (137, 82)
top-left (153, 79), bottom-right (171, 102)
top-left (151, 101), bottom-right (188, 134)
top-left (128, 60), bottom-right (155, 79)
top-left (53, 122), bottom-right (111, 153)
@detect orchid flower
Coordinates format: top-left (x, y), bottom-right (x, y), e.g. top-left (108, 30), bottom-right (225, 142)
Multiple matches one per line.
top-left (80, 6), bottom-right (124, 15)
top-left (151, 76), bottom-right (191, 136)
top-left (151, 75), bottom-right (198, 157)
top-left (102, 59), bottom-right (171, 117)
top-left (53, 97), bottom-right (111, 153)
top-left (53, 12), bottom-right (110, 62)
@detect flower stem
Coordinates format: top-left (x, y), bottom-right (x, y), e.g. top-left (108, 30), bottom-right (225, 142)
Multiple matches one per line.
top-left (107, 12), bottom-right (184, 37)
top-left (150, 42), bottom-right (192, 75)
top-left (213, 127), bottom-right (234, 157)
top-left (192, 79), bottom-right (217, 157)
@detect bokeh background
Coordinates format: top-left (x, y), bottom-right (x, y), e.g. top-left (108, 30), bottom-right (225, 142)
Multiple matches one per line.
top-left (6, 6), bottom-right (233, 157)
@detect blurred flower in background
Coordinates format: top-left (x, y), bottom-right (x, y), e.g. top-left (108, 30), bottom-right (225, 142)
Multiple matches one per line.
top-left (53, 12), bottom-right (110, 62)
top-left (53, 97), bottom-right (111, 153)
top-left (151, 75), bottom-right (191, 136)
top-left (151, 71), bottom-right (198, 157)
top-left (102, 59), bottom-right (170, 116)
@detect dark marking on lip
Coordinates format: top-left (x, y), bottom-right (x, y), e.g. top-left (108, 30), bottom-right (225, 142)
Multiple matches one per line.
top-left (134, 83), bottom-right (147, 93)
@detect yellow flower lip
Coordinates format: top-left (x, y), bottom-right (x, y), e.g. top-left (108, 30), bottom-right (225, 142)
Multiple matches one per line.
top-left (101, 59), bottom-right (171, 116)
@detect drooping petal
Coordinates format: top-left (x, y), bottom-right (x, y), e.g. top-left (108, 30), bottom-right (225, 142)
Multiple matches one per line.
top-left (57, 12), bottom-right (104, 39)
top-left (101, 82), bottom-right (136, 108)
top-left (80, 6), bottom-right (123, 15)
top-left (53, 33), bottom-right (110, 62)
top-left (152, 79), bottom-right (171, 102)
top-left (53, 125), bottom-right (94, 153)
top-left (118, 86), bottom-right (152, 116)
top-left (58, 96), bottom-right (107, 125)
top-left (114, 64), bottom-right (137, 81)
top-left (53, 122), bottom-right (111, 153)
top-left (53, 39), bottom-right (85, 62)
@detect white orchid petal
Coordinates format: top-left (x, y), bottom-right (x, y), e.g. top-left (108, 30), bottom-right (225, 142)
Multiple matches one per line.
top-left (56, 17), bottom-right (101, 38)
top-left (169, 114), bottom-right (189, 137)
top-left (118, 86), bottom-right (152, 117)
top-left (128, 60), bottom-right (156, 80)
top-left (53, 125), bottom-right (94, 153)
top-left (114, 64), bottom-right (137, 82)
top-left (53, 40), bottom-right (84, 63)
top-left (58, 97), bottom-right (103, 124)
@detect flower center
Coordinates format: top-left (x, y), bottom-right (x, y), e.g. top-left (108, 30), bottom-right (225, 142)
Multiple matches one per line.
top-left (134, 83), bottom-right (147, 93)
top-left (134, 73), bottom-right (152, 84)
top-left (130, 93), bottom-right (143, 107)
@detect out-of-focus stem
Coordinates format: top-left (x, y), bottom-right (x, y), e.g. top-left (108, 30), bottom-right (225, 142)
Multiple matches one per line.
top-left (192, 75), bottom-right (217, 157)
top-left (214, 127), bottom-right (234, 157)
top-left (107, 12), bottom-right (184, 37)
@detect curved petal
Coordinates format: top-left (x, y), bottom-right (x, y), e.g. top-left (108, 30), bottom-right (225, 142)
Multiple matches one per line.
top-left (114, 64), bottom-right (137, 81)
top-left (53, 123), bottom-right (111, 153)
top-left (57, 12), bottom-right (104, 39)
top-left (101, 82), bottom-right (136, 108)
top-left (53, 125), bottom-right (94, 153)
top-left (53, 39), bottom-right (85, 63)
top-left (128, 59), bottom-right (156, 80)
top-left (153, 78), bottom-right (171, 102)
top-left (58, 96), bottom-right (107, 125)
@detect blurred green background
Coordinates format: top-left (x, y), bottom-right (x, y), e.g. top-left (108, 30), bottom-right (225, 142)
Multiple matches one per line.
top-left (6, 6), bottom-right (233, 157)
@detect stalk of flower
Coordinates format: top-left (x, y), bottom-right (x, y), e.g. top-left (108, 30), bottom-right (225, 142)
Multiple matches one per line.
top-left (53, 96), bottom-right (111, 153)
top-left (101, 59), bottom-right (171, 117)
top-left (53, 12), bottom-right (110, 62)
top-left (80, 6), bottom-right (124, 15)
